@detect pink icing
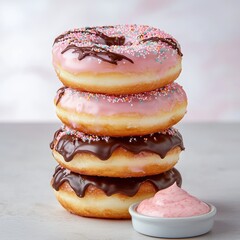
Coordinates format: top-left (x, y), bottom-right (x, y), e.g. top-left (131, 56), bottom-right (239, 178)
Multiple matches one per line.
top-left (56, 83), bottom-right (187, 116)
top-left (137, 183), bottom-right (210, 218)
top-left (52, 25), bottom-right (181, 74)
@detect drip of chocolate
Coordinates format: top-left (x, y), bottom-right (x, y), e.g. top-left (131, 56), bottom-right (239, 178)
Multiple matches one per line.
top-left (56, 29), bottom-right (125, 46)
top-left (50, 129), bottom-right (62, 149)
top-left (140, 37), bottom-right (183, 56)
top-left (54, 27), bottom-right (132, 64)
top-left (91, 29), bottom-right (125, 46)
top-left (50, 128), bottom-right (184, 161)
top-left (54, 26), bottom-right (115, 45)
top-left (52, 165), bottom-right (182, 197)
top-left (55, 87), bottom-right (67, 106)
top-left (61, 44), bottom-right (134, 65)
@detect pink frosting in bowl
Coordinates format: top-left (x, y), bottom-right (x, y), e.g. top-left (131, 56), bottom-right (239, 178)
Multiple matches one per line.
top-left (129, 183), bottom-right (217, 238)
top-left (137, 183), bottom-right (210, 217)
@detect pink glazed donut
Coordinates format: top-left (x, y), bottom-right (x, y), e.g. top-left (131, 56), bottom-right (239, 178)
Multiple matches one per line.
top-left (52, 25), bottom-right (182, 94)
top-left (55, 83), bottom-right (187, 136)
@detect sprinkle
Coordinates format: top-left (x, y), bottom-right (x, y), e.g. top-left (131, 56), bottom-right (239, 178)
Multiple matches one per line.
top-left (53, 25), bottom-right (181, 63)
top-left (67, 82), bottom-right (181, 107)
top-left (57, 125), bottom-right (179, 144)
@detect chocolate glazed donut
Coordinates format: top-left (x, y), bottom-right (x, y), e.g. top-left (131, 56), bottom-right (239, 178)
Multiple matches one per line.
top-left (52, 165), bottom-right (182, 197)
top-left (50, 126), bottom-right (184, 177)
top-left (51, 166), bottom-right (182, 218)
top-left (51, 127), bottom-right (184, 161)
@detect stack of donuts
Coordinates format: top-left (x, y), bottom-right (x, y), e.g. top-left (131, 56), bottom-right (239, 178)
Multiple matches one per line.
top-left (50, 25), bottom-right (187, 219)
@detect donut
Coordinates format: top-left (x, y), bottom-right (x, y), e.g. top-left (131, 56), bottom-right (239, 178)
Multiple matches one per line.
top-left (51, 165), bottom-right (182, 219)
top-left (52, 25), bottom-right (182, 94)
top-left (50, 126), bottom-right (184, 177)
top-left (54, 82), bottom-right (187, 136)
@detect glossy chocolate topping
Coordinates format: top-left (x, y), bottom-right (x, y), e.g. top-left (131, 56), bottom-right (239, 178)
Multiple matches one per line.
top-left (88, 28), bottom-right (126, 46)
top-left (61, 44), bottom-right (134, 65)
top-left (55, 26), bottom-right (133, 65)
top-left (55, 86), bottom-right (67, 106)
top-left (52, 165), bottom-right (182, 197)
top-left (140, 37), bottom-right (183, 56)
top-left (54, 26), bottom-right (115, 45)
top-left (50, 126), bottom-right (184, 161)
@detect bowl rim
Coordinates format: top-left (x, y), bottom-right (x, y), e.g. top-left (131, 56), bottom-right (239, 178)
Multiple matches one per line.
top-left (129, 201), bottom-right (217, 222)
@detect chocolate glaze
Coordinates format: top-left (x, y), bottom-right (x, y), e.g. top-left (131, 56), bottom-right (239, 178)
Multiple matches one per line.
top-left (55, 27), bottom-right (125, 46)
top-left (55, 27), bottom-right (131, 65)
top-left (55, 86), bottom-right (67, 106)
top-left (61, 44), bottom-right (134, 65)
top-left (54, 26), bottom-right (115, 45)
top-left (90, 29), bottom-right (125, 46)
top-left (140, 37), bottom-right (183, 56)
top-left (52, 165), bottom-right (182, 197)
top-left (50, 128), bottom-right (62, 150)
top-left (51, 127), bottom-right (184, 161)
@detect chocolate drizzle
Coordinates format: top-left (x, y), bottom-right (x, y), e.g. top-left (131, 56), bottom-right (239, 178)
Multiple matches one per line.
top-left (55, 86), bottom-right (66, 106)
top-left (51, 127), bottom-right (184, 161)
top-left (61, 44), bottom-right (134, 65)
top-left (55, 26), bottom-right (133, 65)
top-left (90, 29), bottom-right (125, 46)
top-left (54, 26), bottom-right (115, 45)
top-left (52, 165), bottom-right (182, 197)
top-left (57, 29), bottom-right (126, 46)
top-left (54, 25), bottom-right (183, 65)
top-left (140, 37), bottom-right (183, 56)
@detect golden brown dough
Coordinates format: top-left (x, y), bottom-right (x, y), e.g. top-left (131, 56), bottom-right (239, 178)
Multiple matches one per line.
top-left (52, 147), bottom-right (182, 177)
top-left (56, 102), bottom-right (187, 136)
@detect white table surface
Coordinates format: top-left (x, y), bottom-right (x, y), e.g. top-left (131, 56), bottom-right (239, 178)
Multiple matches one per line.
top-left (0, 123), bottom-right (239, 240)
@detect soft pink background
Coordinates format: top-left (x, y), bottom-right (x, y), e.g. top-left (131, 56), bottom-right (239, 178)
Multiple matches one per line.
top-left (0, 0), bottom-right (239, 122)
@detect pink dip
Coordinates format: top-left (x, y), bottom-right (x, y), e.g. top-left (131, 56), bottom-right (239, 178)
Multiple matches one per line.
top-left (137, 183), bottom-right (210, 218)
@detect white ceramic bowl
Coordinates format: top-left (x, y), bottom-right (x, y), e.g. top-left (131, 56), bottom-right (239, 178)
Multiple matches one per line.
top-left (129, 202), bottom-right (217, 238)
